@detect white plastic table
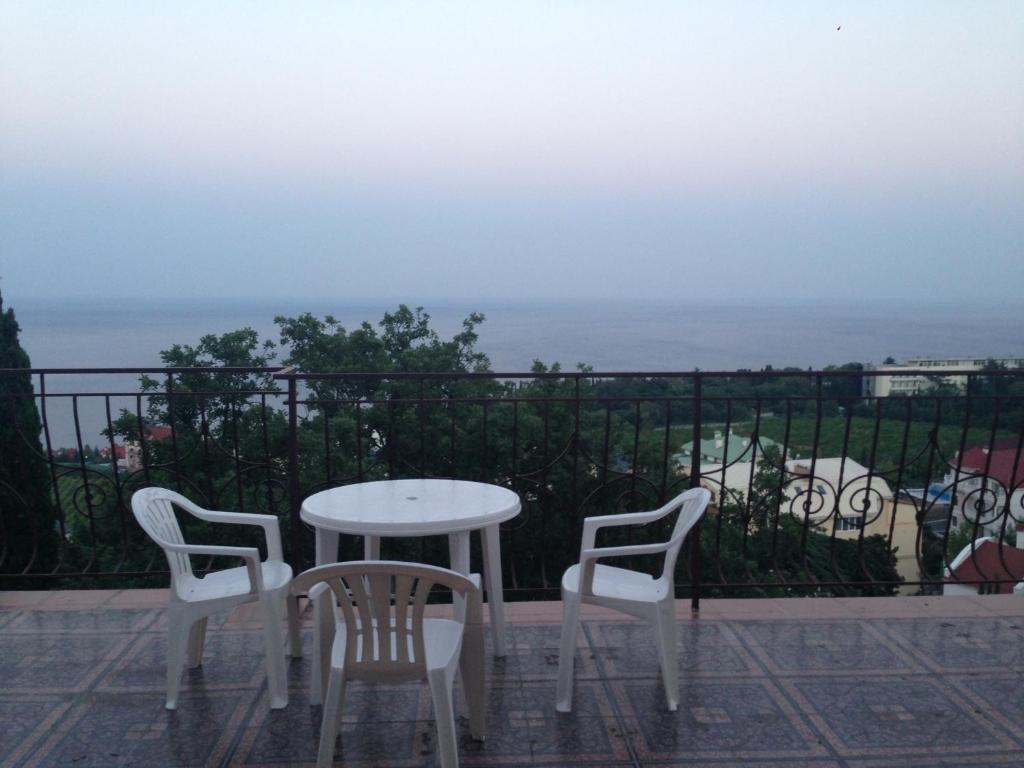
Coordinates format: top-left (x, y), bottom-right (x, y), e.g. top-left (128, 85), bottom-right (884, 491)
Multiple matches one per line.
top-left (300, 479), bottom-right (521, 704)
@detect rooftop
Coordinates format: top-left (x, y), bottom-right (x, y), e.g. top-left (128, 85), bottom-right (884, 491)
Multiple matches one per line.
top-left (2, 590), bottom-right (1023, 767)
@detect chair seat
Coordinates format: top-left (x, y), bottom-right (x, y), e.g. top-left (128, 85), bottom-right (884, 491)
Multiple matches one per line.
top-left (331, 618), bottom-right (463, 673)
top-left (178, 559), bottom-right (293, 602)
top-left (562, 563), bottom-right (670, 603)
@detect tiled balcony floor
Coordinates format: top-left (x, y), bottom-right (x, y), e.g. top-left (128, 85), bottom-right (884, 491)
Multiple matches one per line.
top-left (1, 591), bottom-right (1022, 768)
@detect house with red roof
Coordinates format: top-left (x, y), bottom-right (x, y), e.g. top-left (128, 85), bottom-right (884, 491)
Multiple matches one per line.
top-left (943, 533), bottom-right (1024, 595)
top-left (943, 438), bottom-right (1024, 539)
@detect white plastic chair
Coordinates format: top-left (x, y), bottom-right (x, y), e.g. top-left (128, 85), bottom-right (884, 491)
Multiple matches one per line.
top-left (555, 487), bottom-right (711, 712)
top-left (291, 561), bottom-right (486, 768)
top-left (131, 487), bottom-right (302, 710)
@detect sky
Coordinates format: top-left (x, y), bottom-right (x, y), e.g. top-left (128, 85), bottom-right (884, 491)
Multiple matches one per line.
top-left (1, 1), bottom-right (1022, 303)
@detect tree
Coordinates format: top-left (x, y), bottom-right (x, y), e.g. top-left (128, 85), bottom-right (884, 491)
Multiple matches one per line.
top-left (0, 289), bottom-right (58, 576)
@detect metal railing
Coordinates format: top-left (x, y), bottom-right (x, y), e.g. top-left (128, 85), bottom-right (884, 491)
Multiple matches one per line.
top-left (2, 366), bottom-right (1022, 603)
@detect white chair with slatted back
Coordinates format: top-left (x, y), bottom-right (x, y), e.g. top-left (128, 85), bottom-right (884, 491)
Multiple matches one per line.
top-left (291, 561), bottom-right (486, 768)
top-left (555, 487), bottom-right (711, 712)
top-left (131, 487), bottom-right (302, 710)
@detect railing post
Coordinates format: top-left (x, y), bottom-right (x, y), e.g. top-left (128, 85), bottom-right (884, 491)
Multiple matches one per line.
top-left (287, 374), bottom-right (302, 570)
top-left (689, 373), bottom-right (703, 612)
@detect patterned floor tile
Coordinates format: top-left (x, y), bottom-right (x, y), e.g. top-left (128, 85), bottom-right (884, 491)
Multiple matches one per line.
top-left (5, 608), bottom-right (158, 634)
top-left (587, 621), bottom-right (760, 679)
top-left (499, 622), bottom-right (599, 682)
top-left (454, 681), bottom-right (631, 766)
top-left (845, 756), bottom-right (1024, 768)
top-left (732, 620), bottom-right (919, 675)
top-left (640, 762), bottom-right (842, 768)
top-left (0, 697), bottom-right (72, 768)
top-left (0, 633), bottom-right (133, 693)
top-left (22, 689), bottom-right (253, 768)
top-left (615, 678), bottom-right (828, 761)
top-left (948, 671), bottom-right (1024, 744)
top-left (233, 684), bottom-right (433, 766)
top-left (98, 629), bottom-right (284, 694)
top-left (782, 675), bottom-right (1017, 757)
top-left (877, 618), bottom-right (1024, 672)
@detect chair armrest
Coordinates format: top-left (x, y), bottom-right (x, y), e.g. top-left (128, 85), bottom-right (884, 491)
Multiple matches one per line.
top-left (163, 543), bottom-right (264, 595)
top-left (580, 508), bottom-right (673, 550)
top-left (578, 542), bottom-right (672, 596)
top-left (188, 510), bottom-right (285, 562)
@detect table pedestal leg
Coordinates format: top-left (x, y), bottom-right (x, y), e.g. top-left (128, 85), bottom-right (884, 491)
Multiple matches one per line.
top-left (480, 524), bottom-right (508, 656)
top-left (310, 529), bottom-right (339, 706)
top-left (363, 535), bottom-right (381, 560)
top-left (448, 532), bottom-right (470, 622)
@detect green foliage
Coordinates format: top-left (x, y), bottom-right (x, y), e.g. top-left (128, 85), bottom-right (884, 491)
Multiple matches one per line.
top-left (0, 290), bottom-right (58, 577)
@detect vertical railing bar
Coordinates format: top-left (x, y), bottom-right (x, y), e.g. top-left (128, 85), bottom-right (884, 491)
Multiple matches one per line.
top-left (688, 373), bottom-right (703, 611)
top-left (571, 375), bottom-right (581, 514)
top-left (260, 393), bottom-right (276, 514)
top-left (797, 374), bottom-right (823, 584)
top-left (136, 393), bottom-right (152, 486)
top-left (231, 401), bottom-right (245, 512)
top-left (711, 398), bottom-right (733, 586)
top-left (287, 376), bottom-right (302, 569)
top-left (419, 378), bottom-right (426, 477)
top-left (481, 400), bottom-right (490, 482)
top-left (164, 372), bottom-right (182, 493)
top-left (387, 400), bottom-right (396, 478)
top-left (199, 396), bottom-right (214, 505)
top-left (104, 394), bottom-right (129, 572)
top-left (322, 402), bottom-right (332, 485)
top-left (768, 398), bottom-right (793, 583)
top-left (630, 400), bottom-right (641, 508)
top-left (355, 401), bottom-right (364, 482)
top-left (72, 395), bottom-right (97, 573)
top-left (508, 398), bottom-right (520, 590)
top-left (826, 392), bottom-right (854, 588)
top-left (38, 373), bottom-right (67, 573)
top-left (659, 399), bottom-right (672, 503)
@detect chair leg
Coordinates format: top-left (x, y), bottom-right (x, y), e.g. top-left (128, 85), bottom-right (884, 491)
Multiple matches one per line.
top-left (428, 666), bottom-right (460, 768)
top-left (165, 616), bottom-right (190, 710)
top-left (555, 592), bottom-right (581, 713)
top-left (310, 589), bottom-right (335, 705)
top-left (317, 667), bottom-right (347, 768)
top-left (286, 593), bottom-right (302, 659)
top-left (654, 599), bottom-right (679, 711)
top-left (261, 595), bottom-right (288, 709)
top-left (460, 622), bottom-right (486, 740)
top-left (186, 617), bottom-right (208, 669)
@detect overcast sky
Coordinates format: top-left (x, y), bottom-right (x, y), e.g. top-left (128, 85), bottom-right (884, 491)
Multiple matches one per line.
top-left (1, 1), bottom-right (1022, 303)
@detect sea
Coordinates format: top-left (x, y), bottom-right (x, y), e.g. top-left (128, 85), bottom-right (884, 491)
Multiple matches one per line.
top-left (10, 296), bottom-right (1024, 448)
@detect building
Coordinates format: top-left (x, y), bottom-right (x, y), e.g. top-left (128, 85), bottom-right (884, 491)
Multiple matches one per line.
top-left (697, 456), bottom-right (921, 590)
top-left (124, 425), bottom-right (175, 471)
top-left (676, 429), bottom-right (779, 467)
top-left (943, 438), bottom-right (1024, 539)
top-left (863, 356), bottom-right (1024, 397)
top-left (943, 531), bottom-right (1024, 595)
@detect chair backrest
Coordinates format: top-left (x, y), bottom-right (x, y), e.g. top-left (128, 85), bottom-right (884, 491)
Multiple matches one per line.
top-left (291, 561), bottom-right (481, 680)
top-left (130, 487), bottom-right (198, 582)
top-left (660, 487), bottom-right (712, 580)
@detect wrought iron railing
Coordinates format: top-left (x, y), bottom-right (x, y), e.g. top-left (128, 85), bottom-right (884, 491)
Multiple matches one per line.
top-left (2, 366), bottom-right (1022, 603)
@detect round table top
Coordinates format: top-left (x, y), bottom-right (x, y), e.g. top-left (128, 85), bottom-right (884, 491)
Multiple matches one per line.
top-left (300, 479), bottom-right (521, 536)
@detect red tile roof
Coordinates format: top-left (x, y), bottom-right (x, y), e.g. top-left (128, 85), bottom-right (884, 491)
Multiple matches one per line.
top-left (948, 539), bottom-right (1024, 594)
top-left (145, 425), bottom-right (174, 441)
top-left (952, 438), bottom-right (1024, 490)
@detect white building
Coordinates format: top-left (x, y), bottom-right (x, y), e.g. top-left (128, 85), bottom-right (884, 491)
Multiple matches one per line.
top-left (863, 356), bottom-right (1024, 398)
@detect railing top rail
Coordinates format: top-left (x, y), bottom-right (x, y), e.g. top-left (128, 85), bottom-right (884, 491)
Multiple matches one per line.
top-left (0, 366), bottom-right (283, 375)
top-left (2, 366), bottom-right (1022, 379)
top-left (270, 368), bottom-right (1024, 380)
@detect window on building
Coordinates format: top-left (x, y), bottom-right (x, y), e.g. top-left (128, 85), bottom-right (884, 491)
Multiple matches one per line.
top-left (838, 516), bottom-right (863, 532)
